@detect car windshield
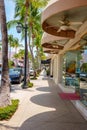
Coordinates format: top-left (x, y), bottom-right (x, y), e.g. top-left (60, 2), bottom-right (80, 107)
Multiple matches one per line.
top-left (13, 68), bottom-right (24, 74)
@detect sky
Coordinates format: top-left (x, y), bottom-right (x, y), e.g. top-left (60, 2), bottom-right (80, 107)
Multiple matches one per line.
top-left (4, 0), bottom-right (24, 47)
top-left (1, 0), bottom-right (43, 56)
top-left (3, 0), bottom-right (38, 56)
top-left (5, 0), bottom-right (15, 22)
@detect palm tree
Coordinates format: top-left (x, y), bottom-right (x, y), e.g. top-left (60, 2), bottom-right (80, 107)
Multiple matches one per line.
top-left (12, 38), bottom-right (21, 54)
top-left (26, 1), bottom-right (48, 73)
top-left (8, 35), bottom-right (22, 59)
top-left (8, 0), bottom-right (49, 77)
top-left (8, 35), bottom-right (14, 59)
top-left (14, 49), bottom-right (24, 59)
top-left (0, 0), bottom-right (11, 107)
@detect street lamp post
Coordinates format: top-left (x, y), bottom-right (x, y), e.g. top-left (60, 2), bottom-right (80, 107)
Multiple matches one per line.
top-left (16, 22), bottom-right (28, 88)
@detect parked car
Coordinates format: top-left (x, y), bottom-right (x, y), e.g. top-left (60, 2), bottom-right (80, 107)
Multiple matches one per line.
top-left (13, 67), bottom-right (24, 81)
top-left (9, 68), bottom-right (22, 83)
top-left (29, 69), bottom-right (34, 76)
top-left (80, 72), bottom-right (87, 81)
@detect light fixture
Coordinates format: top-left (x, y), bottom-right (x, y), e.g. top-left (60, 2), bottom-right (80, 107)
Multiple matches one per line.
top-left (16, 23), bottom-right (22, 33)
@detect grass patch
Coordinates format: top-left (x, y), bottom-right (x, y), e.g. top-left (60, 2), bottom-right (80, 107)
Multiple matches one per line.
top-left (27, 82), bottom-right (33, 88)
top-left (0, 99), bottom-right (19, 120)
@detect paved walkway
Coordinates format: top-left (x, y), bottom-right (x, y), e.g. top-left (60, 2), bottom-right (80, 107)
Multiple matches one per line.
top-left (0, 76), bottom-right (87, 130)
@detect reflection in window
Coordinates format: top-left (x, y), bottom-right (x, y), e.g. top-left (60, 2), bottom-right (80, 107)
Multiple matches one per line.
top-left (62, 47), bottom-right (87, 106)
top-left (62, 51), bottom-right (80, 89)
top-left (79, 47), bottom-right (87, 106)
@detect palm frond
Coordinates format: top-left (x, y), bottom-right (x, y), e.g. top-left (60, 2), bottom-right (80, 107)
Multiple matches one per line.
top-left (7, 20), bottom-right (19, 29)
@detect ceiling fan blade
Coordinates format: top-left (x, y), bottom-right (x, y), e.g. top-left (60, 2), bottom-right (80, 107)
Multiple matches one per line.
top-left (46, 24), bottom-right (58, 28)
top-left (58, 20), bottom-right (65, 24)
top-left (57, 28), bottom-right (61, 32)
top-left (69, 21), bottom-right (83, 25)
top-left (57, 25), bottom-right (77, 32)
top-left (69, 26), bottom-right (77, 31)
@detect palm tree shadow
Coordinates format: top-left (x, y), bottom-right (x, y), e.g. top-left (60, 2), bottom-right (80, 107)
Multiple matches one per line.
top-left (13, 78), bottom-right (87, 130)
top-left (19, 111), bottom-right (58, 130)
top-left (36, 86), bottom-right (51, 92)
top-left (19, 107), bottom-right (86, 130)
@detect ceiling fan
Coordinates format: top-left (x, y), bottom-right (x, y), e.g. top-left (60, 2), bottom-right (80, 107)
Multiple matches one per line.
top-left (47, 16), bottom-right (83, 32)
top-left (57, 17), bottom-right (83, 32)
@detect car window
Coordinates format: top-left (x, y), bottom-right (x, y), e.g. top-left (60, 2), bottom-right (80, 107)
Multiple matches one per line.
top-left (9, 69), bottom-right (19, 73)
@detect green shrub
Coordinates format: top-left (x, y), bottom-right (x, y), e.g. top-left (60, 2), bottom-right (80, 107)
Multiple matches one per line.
top-left (0, 99), bottom-right (19, 120)
top-left (30, 77), bottom-right (37, 80)
top-left (27, 82), bottom-right (33, 88)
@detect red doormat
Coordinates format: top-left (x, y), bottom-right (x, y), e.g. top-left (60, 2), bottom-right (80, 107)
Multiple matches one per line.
top-left (59, 93), bottom-right (81, 100)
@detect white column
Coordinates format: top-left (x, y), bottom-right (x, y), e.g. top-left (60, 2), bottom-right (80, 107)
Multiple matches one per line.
top-left (50, 54), bottom-right (63, 85)
top-left (52, 55), bottom-right (58, 84)
top-left (50, 60), bottom-right (53, 77)
top-left (57, 54), bottom-right (63, 84)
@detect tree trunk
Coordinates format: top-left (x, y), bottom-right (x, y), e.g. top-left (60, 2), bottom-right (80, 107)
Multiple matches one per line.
top-left (36, 46), bottom-right (41, 70)
top-left (10, 46), bottom-right (11, 59)
top-left (28, 34), bottom-right (36, 77)
top-left (28, 26), bottom-right (36, 77)
top-left (0, 0), bottom-right (11, 107)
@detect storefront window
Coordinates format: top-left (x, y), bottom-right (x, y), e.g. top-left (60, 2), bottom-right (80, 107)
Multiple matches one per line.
top-left (62, 46), bottom-right (87, 106)
top-left (79, 46), bottom-right (87, 106)
top-left (62, 51), bottom-right (80, 89)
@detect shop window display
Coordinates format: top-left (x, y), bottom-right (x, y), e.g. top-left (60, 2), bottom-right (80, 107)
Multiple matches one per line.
top-left (62, 47), bottom-right (87, 106)
top-left (62, 51), bottom-right (80, 90)
top-left (79, 46), bottom-right (87, 106)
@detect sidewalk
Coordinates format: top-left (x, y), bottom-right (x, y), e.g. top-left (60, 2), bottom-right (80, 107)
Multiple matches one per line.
top-left (0, 76), bottom-right (87, 130)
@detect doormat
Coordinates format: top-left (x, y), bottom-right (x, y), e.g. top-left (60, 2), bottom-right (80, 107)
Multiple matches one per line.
top-left (58, 93), bottom-right (81, 100)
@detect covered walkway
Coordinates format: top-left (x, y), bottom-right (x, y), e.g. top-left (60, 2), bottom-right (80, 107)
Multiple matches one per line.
top-left (0, 76), bottom-right (87, 130)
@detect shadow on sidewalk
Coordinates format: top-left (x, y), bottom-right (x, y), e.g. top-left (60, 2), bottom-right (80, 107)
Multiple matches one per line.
top-left (19, 78), bottom-right (87, 130)
top-left (19, 110), bottom-right (87, 130)
top-left (36, 86), bottom-right (51, 92)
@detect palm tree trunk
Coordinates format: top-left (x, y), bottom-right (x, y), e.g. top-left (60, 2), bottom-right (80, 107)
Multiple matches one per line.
top-left (24, 0), bottom-right (30, 82)
top-left (28, 29), bottom-right (36, 77)
top-left (10, 46), bottom-right (11, 59)
top-left (0, 0), bottom-right (11, 107)
top-left (36, 46), bottom-right (41, 70)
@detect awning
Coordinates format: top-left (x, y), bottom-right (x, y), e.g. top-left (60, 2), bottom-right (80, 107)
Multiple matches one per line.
top-left (41, 0), bottom-right (87, 38)
top-left (43, 47), bottom-right (59, 54)
top-left (41, 32), bottom-right (69, 49)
